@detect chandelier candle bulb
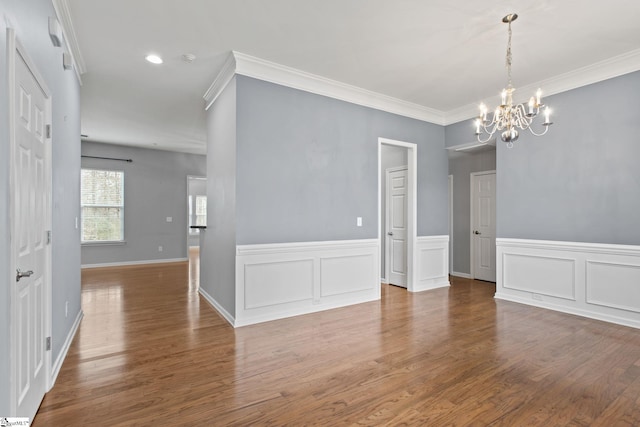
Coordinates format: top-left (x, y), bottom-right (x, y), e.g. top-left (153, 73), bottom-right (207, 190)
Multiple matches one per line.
top-left (544, 107), bottom-right (551, 124)
top-left (528, 97), bottom-right (535, 115)
top-left (480, 103), bottom-right (487, 121)
top-left (536, 88), bottom-right (542, 106)
top-left (501, 90), bottom-right (507, 106)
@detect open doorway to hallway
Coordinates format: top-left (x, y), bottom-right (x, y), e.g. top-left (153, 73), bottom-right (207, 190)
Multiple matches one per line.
top-left (447, 145), bottom-right (496, 280)
top-left (379, 138), bottom-right (417, 291)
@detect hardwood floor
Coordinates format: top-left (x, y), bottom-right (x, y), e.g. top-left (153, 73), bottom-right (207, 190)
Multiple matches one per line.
top-left (33, 258), bottom-right (640, 426)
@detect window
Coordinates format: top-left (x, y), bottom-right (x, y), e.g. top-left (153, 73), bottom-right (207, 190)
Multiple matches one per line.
top-left (81, 169), bottom-right (124, 242)
top-left (189, 195), bottom-right (207, 234)
top-left (195, 195), bottom-right (207, 226)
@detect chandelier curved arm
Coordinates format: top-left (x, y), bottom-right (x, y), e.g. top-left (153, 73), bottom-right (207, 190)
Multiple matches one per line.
top-left (527, 123), bottom-right (552, 137)
top-left (476, 129), bottom-right (496, 144)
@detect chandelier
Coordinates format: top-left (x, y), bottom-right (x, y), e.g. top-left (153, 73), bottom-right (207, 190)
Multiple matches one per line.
top-left (475, 13), bottom-right (552, 147)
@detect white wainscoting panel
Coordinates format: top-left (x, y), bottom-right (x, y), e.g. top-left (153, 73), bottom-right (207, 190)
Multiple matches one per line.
top-left (320, 254), bottom-right (376, 297)
top-left (586, 260), bottom-right (640, 314)
top-left (414, 236), bottom-right (450, 292)
top-left (503, 253), bottom-right (576, 300)
top-left (244, 259), bottom-right (314, 309)
top-left (235, 239), bottom-right (379, 326)
top-left (496, 238), bottom-right (640, 329)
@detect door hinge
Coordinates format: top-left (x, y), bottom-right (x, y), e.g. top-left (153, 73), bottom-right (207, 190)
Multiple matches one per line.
top-left (46, 230), bottom-right (52, 245)
top-left (46, 337), bottom-right (51, 351)
top-left (46, 124), bottom-right (52, 139)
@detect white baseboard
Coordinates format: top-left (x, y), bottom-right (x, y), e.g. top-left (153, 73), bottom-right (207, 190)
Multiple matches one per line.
top-left (496, 238), bottom-right (640, 329)
top-left (81, 257), bottom-right (188, 269)
top-left (414, 236), bottom-right (450, 292)
top-left (450, 271), bottom-right (472, 279)
top-left (50, 309), bottom-right (83, 388)
top-left (235, 239), bottom-right (379, 327)
top-left (199, 287), bottom-right (235, 326)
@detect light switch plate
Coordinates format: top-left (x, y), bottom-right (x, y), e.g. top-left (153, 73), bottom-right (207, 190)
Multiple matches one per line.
top-left (166, 217), bottom-right (173, 222)
top-left (357, 217), bottom-right (362, 227)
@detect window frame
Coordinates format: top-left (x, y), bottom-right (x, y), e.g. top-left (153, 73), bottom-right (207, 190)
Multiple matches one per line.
top-left (80, 168), bottom-right (125, 244)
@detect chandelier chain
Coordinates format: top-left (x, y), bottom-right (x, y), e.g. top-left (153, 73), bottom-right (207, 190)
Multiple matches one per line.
top-left (506, 20), bottom-right (512, 87)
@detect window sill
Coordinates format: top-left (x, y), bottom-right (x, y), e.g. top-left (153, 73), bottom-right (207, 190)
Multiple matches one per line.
top-left (81, 240), bottom-right (126, 247)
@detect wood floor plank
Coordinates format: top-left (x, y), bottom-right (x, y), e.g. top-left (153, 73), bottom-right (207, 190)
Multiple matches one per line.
top-left (32, 259), bottom-right (640, 426)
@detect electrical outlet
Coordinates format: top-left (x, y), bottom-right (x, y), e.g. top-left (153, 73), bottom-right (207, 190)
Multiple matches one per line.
top-left (357, 217), bottom-right (362, 227)
top-left (158, 245), bottom-right (163, 252)
top-left (166, 217), bottom-right (173, 223)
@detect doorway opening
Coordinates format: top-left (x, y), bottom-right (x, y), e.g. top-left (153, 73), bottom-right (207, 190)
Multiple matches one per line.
top-left (187, 175), bottom-right (206, 288)
top-left (378, 138), bottom-right (417, 291)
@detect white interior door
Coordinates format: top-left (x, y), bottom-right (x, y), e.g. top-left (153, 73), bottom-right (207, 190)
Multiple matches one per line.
top-left (386, 168), bottom-right (407, 287)
top-left (11, 38), bottom-right (51, 420)
top-left (471, 171), bottom-right (496, 282)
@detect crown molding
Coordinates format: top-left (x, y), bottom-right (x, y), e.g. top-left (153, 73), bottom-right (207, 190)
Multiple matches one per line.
top-left (203, 52), bottom-right (237, 110)
top-left (52, 0), bottom-right (86, 83)
top-left (444, 48), bottom-right (640, 125)
top-left (205, 49), bottom-right (640, 127)
top-left (204, 51), bottom-right (446, 125)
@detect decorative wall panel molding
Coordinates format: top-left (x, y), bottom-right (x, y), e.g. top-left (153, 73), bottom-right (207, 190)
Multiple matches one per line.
top-left (235, 239), bottom-right (379, 326)
top-left (496, 238), bottom-right (640, 329)
top-left (414, 236), bottom-right (450, 292)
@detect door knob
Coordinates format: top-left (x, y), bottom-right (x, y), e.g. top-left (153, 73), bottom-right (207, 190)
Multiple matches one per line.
top-left (387, 232), bottom-right (393, 236)
top-left (474, 230), bottom-right (481, 235)
top-left (16, 268), bottom-right (34, 282)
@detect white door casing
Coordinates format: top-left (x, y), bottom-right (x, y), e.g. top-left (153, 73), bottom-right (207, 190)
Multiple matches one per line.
top-left (378, 138), bottom-right (416, 292)
top-left (471, 171), bottom-right (496, 282)
top-left (9, 31), bottom-right (53, 419)
top-left (386, 168), bottom-right (408, 287)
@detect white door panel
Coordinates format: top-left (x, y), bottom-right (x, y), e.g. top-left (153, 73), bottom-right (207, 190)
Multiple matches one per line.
top-left (472, 172), bottom-right (496, 282)
top-left (387, 169), bottom-right (407, 287)
top-left (12, 41), bottom-right (51, 420)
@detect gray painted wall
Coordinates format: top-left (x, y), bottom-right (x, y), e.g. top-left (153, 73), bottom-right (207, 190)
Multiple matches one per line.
top-left (201, 77), bottom-right (237, 317)
top-left (497, 70), bottom-right (640, 245)
top-left (380, 144), bottom-right (408, 279)
top-left (235, 75), bottom-right (448, 245)
top-left (444, 118), bottom-right (477, 149)
top-left (1, 0), bottom-right (82, 414)
top-left (448, 150), bottom-right (496, 274)
top-left (81, 142), bottom-right (206, 265)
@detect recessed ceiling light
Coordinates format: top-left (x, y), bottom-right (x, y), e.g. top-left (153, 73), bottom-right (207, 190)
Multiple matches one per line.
top-left (145, 54), bottom-right (163, 65)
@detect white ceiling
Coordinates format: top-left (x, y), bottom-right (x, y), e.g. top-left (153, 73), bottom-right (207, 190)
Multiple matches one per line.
top-left (64, 0), bottom-right (640, 154)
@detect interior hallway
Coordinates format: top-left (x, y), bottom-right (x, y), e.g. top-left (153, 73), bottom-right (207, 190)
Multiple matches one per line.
top-left (33, 254), bottom-right (640, 426)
